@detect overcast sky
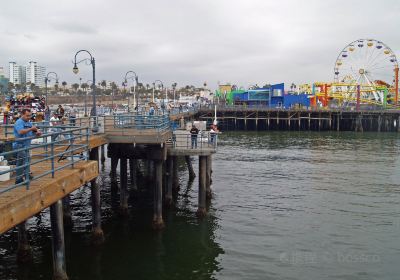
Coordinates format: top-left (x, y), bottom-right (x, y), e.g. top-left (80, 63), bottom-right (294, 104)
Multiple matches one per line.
top-left (1, 0), bottom-right (399, 89)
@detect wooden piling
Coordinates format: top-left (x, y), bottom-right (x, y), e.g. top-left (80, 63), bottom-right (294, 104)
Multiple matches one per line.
top-left (206, 155), bottom-right (212, 200)
top-left (89, 147), bottom-right (104, 243)
top-left (185, 156), bottom-right (196, 180)
top-left (129, 158), bottom-right (137, 190)
top-left (62, 195), bottom-right (73, 229)
top-left (165, 156), bottom-right (173, 206)
top-left (119, 157), bottom-right (128, 215)
top-left (100, 145), bottom-right (106, 164)
top-left (16, 221), bottom-right (32, 263)
top-left (50, 200), bottom-right (68, 280)
top-left (153, 160), bottom-right (165, 229)
top-left (110, 156), bottom-right (118, 183)
top-left (197, 156), bottom-right (207, 217)
top-left (172, 156), bottom-right (179, 191)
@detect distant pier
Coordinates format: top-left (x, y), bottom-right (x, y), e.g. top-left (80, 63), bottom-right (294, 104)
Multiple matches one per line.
top-left (198, 107), bottom-right (400, 132)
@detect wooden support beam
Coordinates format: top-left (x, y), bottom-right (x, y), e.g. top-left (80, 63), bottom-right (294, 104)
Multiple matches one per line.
top-left (197, 156), bottom-right (207, 218)
top-left (206, 155), bottom-right (212, 200)
top-left (153, 160), bottom-right (164, 229)
top-left (165, 156), bottom-right (173, 206)
top-left (17, 221), bottom-right (32, 263)
top-left (172, 156), bottom-right (179, 192)
top-left (185, 156), bottom-right (196, 181)
top-left (50, 200), bottom-right (68, 280)
top-left (119, 158), bottom-right (128, 215)
top-left (62, 195), bottom-right (73, 229)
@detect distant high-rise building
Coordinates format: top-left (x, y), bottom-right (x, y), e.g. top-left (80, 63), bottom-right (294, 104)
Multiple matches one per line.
top-left (26, 61), bottom-right (46, 88)
top-left (9, 62), bottom-right (26, 85)
top-left (8, 61), bottom-right (46, 88)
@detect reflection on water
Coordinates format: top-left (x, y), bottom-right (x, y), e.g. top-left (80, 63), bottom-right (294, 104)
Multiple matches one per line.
top-left (1, 131), bottom-right (400, 280)
top-left (0, 154), bottom-right (223, 280)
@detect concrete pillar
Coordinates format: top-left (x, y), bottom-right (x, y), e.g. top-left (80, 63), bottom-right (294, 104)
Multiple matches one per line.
top-left (206, 155), bottom-right (212, 200)
top-left (185, 156), bottom-right (196, 181)
top-left (62, 195), bottom-right (73, 229)
top-left (50, 200), bottom-right (68, 280)
top-left (153, 160), bottom-right (165, 229)
top-left (120, 157), bottom-right (128, 215)
top-left (91, 178), bottom-right (104, 245)
top-left (100, 145), bottom-right (106, 165)
top-left (16, 221), bottom-right (32, 263)
top-left (129, 158), bottom-right (137, 190)
top-left (197, 156), bottom-right (207, 217)
top-left (172, 156), bottom-right (179, 191)
top-left (165, 156), bottom-right (173, 206)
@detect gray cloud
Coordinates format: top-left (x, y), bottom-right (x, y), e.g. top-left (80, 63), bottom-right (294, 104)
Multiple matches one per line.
top-left (1, 0), bottom-right (399, 89)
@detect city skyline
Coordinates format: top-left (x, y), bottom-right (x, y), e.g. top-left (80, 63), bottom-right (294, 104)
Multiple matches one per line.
top-left (0, 0), bottom-right (399, 89)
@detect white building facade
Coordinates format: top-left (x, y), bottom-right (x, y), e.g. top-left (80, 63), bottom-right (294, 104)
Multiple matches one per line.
top-left (8, 61), bottom-right (46, 87)
top-left (9, 62), bottom-right (26, 85)
top-left (26, 61), bottom-right (46, 87)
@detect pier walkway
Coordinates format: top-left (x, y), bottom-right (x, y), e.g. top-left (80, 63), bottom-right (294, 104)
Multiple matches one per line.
top-left (0, 110), bottom-right (216, 279)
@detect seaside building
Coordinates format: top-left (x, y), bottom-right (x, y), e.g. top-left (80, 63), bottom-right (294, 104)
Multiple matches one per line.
top-left (8, 61), bottom-right (46, 87)
top-left (9, 62), bottom-right (26, 85)
top-left (26, 61), bottom-right (46, 87)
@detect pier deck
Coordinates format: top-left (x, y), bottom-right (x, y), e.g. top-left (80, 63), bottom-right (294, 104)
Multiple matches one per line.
top-left (0, 160), bottom-right (98, 234)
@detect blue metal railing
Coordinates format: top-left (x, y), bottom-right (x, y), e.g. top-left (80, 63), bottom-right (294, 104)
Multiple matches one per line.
top-left (112, 114), bottom-right (170, 131)
top-left (172, 132), bottom-right (218, 150)
top-left (0, 126), bottom-right (90, 194)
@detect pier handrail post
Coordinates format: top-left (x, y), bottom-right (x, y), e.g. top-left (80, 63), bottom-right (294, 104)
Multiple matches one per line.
top-left (25, 145), bottom-right (31, 190)
top-left (70, 132), bottom-right (74, 168)
top-left (51, 141), bottom-right (55, 178)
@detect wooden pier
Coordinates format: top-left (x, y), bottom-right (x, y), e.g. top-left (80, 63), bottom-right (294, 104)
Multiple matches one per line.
top-left (0, 113), bottom-right (216, 279)
top-left (197, 107), bottom-right (400, 132)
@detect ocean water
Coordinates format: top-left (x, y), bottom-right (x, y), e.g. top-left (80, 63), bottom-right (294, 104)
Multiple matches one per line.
top-left (0, 131), bottom-right (399, 280)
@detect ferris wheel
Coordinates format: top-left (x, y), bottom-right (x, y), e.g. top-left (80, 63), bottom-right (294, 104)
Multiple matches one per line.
top-left (333, 39), bottom-right (399, 104)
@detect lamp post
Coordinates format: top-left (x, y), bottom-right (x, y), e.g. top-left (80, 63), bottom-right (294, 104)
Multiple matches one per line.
top-left (72, 49), bottom-right (97, 130)
top-left (152, 80), bottom-right (163, 103)
top-left (172, 82), bottom-right (177, 107)
top-left (44, 72), bottom-right (59, 107)
top-left (123, 71), bottom-right (138, 113)
top-left (84, 80), bottom-right (93, 117)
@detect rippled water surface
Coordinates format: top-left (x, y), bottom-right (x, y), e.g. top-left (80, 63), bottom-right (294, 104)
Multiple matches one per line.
top-left (1, 131), bottom-right (400, 280)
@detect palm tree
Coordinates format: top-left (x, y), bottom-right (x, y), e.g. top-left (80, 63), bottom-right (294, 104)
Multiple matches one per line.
top-left (62, 81), bottom-right (67, 93)
top-left (81, 83), bottom-right (89, 95)
top-left (101, 80), bottom-right (107, 92)
top-left (72, 83), bottom-right (80, 93)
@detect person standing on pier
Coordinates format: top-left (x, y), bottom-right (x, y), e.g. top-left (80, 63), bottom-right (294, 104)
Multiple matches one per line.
top-left (190, 124), bottom-right (199, 149)
top-left (13, 109), bottom-right (42, 184)
top-left (69, 105), bottom-right (78, 126)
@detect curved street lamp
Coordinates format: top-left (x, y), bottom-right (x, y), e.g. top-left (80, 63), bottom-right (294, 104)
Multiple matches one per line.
top-left (72, 49), bottom-right (97, 130)
top-left (152, 80), bottom-right (163, 103)
top-left (44, 72), bottom-right (59, 107)
top-left (123, 71), bottom-right (139, 112)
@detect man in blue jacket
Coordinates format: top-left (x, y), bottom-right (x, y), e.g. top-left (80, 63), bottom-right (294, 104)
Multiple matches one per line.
top-left (14, 109), bottom-right (42, 184)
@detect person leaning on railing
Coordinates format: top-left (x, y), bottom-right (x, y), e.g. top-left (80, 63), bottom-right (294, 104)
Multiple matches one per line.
top-left (13, 108), bottom-right (42, 184)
